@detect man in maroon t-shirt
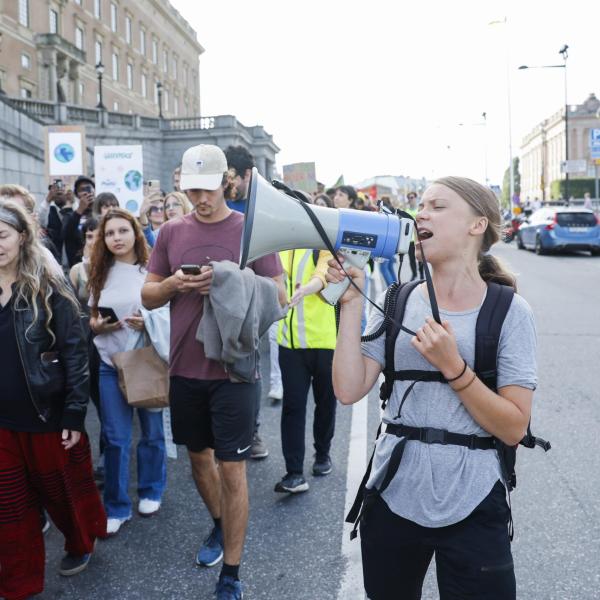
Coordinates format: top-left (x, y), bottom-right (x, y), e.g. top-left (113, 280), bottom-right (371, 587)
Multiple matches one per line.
top-left (142, 144), bottom-right (284, 600)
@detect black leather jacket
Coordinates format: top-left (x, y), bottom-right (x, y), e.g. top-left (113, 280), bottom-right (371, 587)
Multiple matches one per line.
top-left (13, 286), bottom-right (89, 431)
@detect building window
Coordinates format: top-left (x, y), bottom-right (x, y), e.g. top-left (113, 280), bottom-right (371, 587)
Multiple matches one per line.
top-left (164, 88), bottom-right (169, 113)
top-left (21, 53), bottom-right (31, 69)
top-left (127, 63), bottom-right (133, 89)
top-left (74, 0), bottom-right (82, 5)
top-left (183, 64), bottom-right (187, 86)
top-left (79, 82), bottom-right (85, 99)
top-left (154, 80), bottom-right (159, 104)
top-left (19, 0), bottom-right (29, 27)
top-left (139, 27), bottom-right (145, 55)
top-left (75, 27), bottom-right (84, 50)
top-left (112, 52), bottom-right (119, 80)
top-left (152, 38), bottom-right (157, 64)
top-left (95, 39), bottom-right (103, 65)
top-left (125, 15), bottom-right (132, 44)
top-left (141, 73), bottom-right (147, 97)
top-left (94, 0), bottom-right (101, 19)
top-left (49, 8), bottom-right (59, 34)
top-left (173, 96), bottom-right (178, 116)
top-left (172, 56), bottom-right (177, 79)
top-left (113, 100), bottom-right (119, 111)
top-left (163, 48), bottom-right (168, 74)
top-left (20, 87), bottom-right (33, 99)
top-left (110, 3), bottom-right (117, 32)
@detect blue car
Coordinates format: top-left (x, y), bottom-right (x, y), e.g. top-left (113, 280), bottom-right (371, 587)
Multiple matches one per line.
top-left (516, 207), bottom-right (600, 256)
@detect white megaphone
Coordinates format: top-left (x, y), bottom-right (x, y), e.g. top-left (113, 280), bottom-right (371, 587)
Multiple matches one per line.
top-left (239, 168), bottom-right (415, 305)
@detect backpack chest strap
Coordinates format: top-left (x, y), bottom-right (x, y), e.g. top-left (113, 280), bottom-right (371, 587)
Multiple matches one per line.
top-left (384, 369), bottom-right (448, 383)
top-left (385, 423), bottom-right (496, 450)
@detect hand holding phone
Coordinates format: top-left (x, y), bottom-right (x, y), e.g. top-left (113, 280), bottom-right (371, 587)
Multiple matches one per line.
top-left (97, 306), bottom-right (119, 323)
top-left (181, 264), bottom-right (201, 275)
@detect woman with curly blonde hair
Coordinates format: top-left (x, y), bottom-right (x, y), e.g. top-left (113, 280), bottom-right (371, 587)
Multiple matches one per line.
top-left (0, 200), bottom-right (106, 600)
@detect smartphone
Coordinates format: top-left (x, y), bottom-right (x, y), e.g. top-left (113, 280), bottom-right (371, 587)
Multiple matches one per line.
top-left (181, 264), bottom-right (201, 275)
top-left (54, 179), bottom-right (64, 190)
top-left (147, 179), bottom-right (161, 190)
top-left (97, 306), bottom-right (119, 323)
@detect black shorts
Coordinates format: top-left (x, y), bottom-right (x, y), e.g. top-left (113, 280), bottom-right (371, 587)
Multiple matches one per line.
top-left (360, 481), bottom-right (515, 600)
top-left (169, 376), bottom-right (258, 462)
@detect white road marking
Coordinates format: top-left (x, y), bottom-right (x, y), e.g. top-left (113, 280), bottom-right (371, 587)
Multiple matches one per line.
top-left (337, 395), bottom-right (368, 600)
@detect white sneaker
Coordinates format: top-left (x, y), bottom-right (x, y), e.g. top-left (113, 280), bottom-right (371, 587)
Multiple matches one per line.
top-left (268, 385), bottom-right (283, 400)
top-left (138, 498), bottom-right (161, 517)
top-left (106, 516), bottom-right (130, 536)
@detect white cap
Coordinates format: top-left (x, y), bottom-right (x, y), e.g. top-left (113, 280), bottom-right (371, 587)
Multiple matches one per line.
top-left (179, 144), bottom-right (228, 191)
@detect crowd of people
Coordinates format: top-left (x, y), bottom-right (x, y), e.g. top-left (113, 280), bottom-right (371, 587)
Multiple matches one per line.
top-left (0, 142), bottom-right (535, 600)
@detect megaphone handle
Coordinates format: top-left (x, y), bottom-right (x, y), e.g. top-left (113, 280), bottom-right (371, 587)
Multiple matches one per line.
top-left (320, 248), bottom-right (371, 306)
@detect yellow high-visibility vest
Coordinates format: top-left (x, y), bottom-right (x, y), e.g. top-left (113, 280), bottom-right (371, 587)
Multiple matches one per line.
top-left (278, 249), bottom-right (337, 350)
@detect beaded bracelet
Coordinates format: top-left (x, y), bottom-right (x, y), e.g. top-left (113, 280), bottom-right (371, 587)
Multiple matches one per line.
top-left (452, 371), bottom-right (477, 393)
top-left (446, 359), bottom-right (467, 382)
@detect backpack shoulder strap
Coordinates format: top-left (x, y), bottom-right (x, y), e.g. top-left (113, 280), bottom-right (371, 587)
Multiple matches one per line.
top-left (474, 282), bottom-right (514, 391)
top-left (380, 280), bottom-right (421, 406)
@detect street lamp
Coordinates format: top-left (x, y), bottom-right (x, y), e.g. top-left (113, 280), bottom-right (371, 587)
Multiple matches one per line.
top-left (157, 81), bottom-right (163, 118)
top-left (0, 32), bottom-right (5, 96)
top-left (519, 44), bottom-right (569, 199)
top-left (95, 61), bottom-right (105, 109)
top-left (458, 112), bottom-right (488, 185)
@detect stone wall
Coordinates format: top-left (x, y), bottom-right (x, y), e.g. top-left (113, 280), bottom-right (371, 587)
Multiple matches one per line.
top-left (0, 100), bottom-right (47, 198)
top-left (0, 97), bottom-right (279, 201)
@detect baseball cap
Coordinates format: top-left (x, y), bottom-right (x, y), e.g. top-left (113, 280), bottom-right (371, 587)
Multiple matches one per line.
top-left (180, 145), bottom-right (228, 191)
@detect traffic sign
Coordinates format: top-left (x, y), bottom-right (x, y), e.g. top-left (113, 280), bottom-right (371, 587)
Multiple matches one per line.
top-left (590, 128), bottom-right (600, 159)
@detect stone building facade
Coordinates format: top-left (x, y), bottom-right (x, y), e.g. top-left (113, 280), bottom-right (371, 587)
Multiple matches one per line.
top-left (0, 0), bottom-right (202, 117)
top-left (0, 96), bottom-right (280, 200)
top-left (520, 93), bottom-right (600, 201)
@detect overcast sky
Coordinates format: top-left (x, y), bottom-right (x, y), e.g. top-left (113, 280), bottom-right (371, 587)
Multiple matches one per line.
top-left (170, 0), bottom-right (600, 189)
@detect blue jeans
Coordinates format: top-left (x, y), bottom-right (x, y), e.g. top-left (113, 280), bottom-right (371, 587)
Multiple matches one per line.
top-left (380, 258), bottom-right (397, 287)
top-left (99, 361), bottom-right (166, 519)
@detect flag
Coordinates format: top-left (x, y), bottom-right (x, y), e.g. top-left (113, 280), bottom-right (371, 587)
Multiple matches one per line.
top-left (333, 174), bottom-right (344, 187)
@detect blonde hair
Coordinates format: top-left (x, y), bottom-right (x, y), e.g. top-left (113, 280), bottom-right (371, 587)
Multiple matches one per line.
top-left (0, 184), bottom-right (36, 214)
top-left (163, 191), bottom-right (192, 218)
top-left (0, 200), bottom-right (79, 345)
top-left (434, 176), bottom-right (517, 291)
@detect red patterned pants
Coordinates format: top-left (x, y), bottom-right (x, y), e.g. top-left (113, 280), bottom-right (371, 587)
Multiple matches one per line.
top-left (0, 429), bottom-right (107, 600)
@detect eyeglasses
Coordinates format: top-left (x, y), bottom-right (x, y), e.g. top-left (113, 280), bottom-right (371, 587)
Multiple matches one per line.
top-left (165, 202), bottom-right (182, 210)
top-left (149, 206), bottom-right (164, 213)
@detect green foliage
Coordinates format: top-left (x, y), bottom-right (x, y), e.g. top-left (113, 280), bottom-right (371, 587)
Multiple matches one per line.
top-left (550, 178), bottom-right (597, 199)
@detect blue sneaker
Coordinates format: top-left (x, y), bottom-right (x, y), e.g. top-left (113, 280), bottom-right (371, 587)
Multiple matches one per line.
top-left (215, 575), bottom-right (243, 599)
top-left (195, 526), bottom-right (223, 567)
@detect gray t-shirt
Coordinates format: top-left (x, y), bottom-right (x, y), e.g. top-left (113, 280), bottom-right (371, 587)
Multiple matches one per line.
top-left (361, 284), bottom-right (537, 528)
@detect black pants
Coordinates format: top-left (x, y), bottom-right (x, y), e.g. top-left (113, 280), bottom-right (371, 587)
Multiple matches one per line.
top-left (360, 482), bottom-right (515, 600)
top-left (278, 347), bottom-right (336, 474)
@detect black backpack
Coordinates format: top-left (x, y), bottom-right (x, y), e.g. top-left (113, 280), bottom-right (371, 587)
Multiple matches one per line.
top-left (346, 280), bottom-right (550, 540)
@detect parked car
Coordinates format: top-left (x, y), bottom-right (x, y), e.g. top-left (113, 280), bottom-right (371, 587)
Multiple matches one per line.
top-left (516, 208), bottom-right (600, 255)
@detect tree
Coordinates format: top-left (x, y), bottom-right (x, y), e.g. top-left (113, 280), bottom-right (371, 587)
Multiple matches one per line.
top-left (501, 157), bottom-right (521, 208)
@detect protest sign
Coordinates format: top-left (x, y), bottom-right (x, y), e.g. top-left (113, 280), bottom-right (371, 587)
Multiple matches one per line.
top-left (94, 145), bottom-right (144, 215)
top-left (283, 162), bottom-right (317, 194)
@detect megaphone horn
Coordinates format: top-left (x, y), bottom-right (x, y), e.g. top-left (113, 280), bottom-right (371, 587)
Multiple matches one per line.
top-left (240, 168), bottom-right (414, 304)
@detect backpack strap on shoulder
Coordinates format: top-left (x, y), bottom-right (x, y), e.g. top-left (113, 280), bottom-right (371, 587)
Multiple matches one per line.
top-left (475, 282), bottom-right (514, 391)
top-left (379, 280), bottom-right (421, 408)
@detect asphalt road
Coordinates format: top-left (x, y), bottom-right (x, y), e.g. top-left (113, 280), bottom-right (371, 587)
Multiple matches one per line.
top-left (40, 243), bottom-right (600, 600)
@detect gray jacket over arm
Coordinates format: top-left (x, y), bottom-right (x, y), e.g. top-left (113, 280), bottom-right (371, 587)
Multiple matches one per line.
top-left (197, 260), bottom-right (287, 383)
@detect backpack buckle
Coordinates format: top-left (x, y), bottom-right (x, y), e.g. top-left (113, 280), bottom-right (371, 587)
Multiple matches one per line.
top-left (420, 427), bottom-right (446, 445)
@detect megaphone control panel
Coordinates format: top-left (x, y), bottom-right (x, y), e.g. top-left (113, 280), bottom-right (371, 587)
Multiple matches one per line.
top-left (341, 231), bottom-right (378, 248)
